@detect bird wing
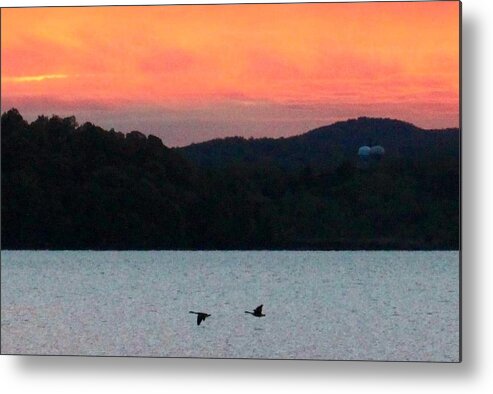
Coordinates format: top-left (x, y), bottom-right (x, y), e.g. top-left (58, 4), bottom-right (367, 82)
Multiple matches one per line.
top-left (254, 305), bottom-right (263, 314)
top-left (197, 314), bottom-right (204, 325)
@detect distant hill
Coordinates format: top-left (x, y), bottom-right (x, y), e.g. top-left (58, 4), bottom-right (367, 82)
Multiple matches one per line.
top-left (1, 109), bottom-right (460, 250)
top-left (178, 117), bottom-right (460, 169)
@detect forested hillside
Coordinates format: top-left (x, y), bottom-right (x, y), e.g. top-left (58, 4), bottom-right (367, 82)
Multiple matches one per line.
top-left (178, 117), bottom-right (459, 170)
top-left (1, 109), bottom-right (460, 250)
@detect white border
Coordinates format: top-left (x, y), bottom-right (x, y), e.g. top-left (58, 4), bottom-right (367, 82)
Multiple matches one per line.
top-left (2, 1), bottom-right (493, 393)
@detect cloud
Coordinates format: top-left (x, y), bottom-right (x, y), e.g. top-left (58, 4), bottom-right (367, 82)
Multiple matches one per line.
top-left (4, 74), bottom-right (68, 83)
top-left (246, 49), bottom-right (303, 80)
top-left (139, 49), bottom-right (199, 73)
top-left (2, 95), bottom-right (116, 113)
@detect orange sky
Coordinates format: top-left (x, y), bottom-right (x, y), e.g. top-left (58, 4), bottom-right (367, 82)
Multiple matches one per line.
top-left (1, 2), bottom-right (460, 146)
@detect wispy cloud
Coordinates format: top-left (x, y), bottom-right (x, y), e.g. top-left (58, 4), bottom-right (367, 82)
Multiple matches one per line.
top-left (4, 74), bottom-right (68, 83)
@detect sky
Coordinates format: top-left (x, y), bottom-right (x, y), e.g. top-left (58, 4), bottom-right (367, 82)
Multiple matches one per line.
top-left (1, 2), bottom-right (460, 147)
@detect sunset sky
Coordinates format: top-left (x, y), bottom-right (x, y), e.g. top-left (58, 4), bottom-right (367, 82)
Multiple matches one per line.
top-left (1, 2), bottom-right (460, 146)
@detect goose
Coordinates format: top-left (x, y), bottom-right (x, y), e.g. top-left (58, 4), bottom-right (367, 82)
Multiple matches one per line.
top-left (245, 304), bottom-right (265, 317)
top-left (189, 311), bottom-right (211, 326)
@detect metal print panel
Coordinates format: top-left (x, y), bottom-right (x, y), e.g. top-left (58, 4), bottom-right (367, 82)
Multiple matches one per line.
top-left (0, 1), bottom-right (461, 361)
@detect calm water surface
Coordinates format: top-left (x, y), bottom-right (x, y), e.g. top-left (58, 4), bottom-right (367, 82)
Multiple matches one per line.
top-left (1, 250), bottom-right (459, 361)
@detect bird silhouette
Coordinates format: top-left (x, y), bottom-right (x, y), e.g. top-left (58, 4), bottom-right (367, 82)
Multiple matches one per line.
top-left (189, 311), bottom-right (211, 326)
top-left (245, 304), bottom-right (265, 317)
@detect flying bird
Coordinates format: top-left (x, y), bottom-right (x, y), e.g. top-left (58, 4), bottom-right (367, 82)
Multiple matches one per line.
top-left (245, 304), bottom-right (265, 317)
top-left (189, 311), bottom-right (211, 326)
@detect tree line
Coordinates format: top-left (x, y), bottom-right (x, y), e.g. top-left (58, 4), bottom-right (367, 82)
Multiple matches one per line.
top-left (1, 109), bottom-right (459, 250)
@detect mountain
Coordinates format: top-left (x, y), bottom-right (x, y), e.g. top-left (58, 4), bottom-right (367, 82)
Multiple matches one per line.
top-left (177, 117), bottom-right (460, 170)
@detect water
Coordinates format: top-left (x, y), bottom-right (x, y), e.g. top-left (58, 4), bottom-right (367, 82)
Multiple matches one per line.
top-left (1, 250), bottom-right (459, 361)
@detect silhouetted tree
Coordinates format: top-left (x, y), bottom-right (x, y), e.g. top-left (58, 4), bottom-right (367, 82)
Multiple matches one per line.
top-left (1, 109), bottom-right (459, 250)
